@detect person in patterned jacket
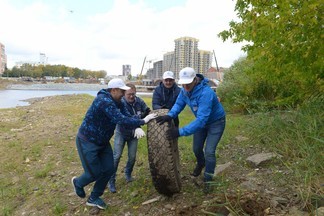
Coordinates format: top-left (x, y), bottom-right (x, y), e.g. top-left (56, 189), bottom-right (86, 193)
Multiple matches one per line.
top-left (108, 83), bottom-right (151, 193)
top-left (71, 78), bottom-right (157, 210)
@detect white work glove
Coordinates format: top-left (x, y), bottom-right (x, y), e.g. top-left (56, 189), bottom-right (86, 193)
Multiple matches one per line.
top-left (143, 113), bottom-right (158, 124)
top-left (134, 128), bottom-right (146, 139)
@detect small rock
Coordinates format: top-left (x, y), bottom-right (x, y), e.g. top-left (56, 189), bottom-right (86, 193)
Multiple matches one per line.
top-left (164, 204), bottom-right (173, 210)
top-left (316, 207), bottom-right (324, 216)
top-left (131, 191), bottom-right (138, 197)
top-left (235, 135), bottom-right (248, 142)
top-left (215, 162), bottom-right (232, 175)
top-left (89, 207), bottom-right (100, 215)
top-left (246, 152), bottom-right (279, 168)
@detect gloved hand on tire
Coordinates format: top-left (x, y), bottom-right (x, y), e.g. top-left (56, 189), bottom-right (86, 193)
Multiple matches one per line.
top-left (143, 113), bottom-right (158, 123)
top-left (166, 128), bottom-right (180, 140)
top-left (156, 115), bottom-right (172, 125)
top-left (134, 128), bottom-right (146, 139)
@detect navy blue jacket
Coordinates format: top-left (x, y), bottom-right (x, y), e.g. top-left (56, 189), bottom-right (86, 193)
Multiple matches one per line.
top-left (77, 89), bottom-right (145, 146)
top-left (152, 82), bottom-right (181, 110)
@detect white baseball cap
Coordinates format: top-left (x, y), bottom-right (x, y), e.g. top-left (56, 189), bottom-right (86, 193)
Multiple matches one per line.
top-left (178, 67), bottom-right (196, 84)
top-left (107, 78), bottom-right (130, 90)
top-left (163, 71), bottom-right (175, 80)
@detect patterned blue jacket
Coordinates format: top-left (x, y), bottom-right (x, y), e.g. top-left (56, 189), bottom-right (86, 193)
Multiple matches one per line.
top-left (77, 89), bottom-right (145, 146)
top-left (116, 96), bottom-right (149, 140)
top-left (168, 74), bottom-right (226, 136)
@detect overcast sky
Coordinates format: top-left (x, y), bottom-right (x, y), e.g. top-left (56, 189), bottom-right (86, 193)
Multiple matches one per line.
top-left (0, 0), bottom-right (245, 76)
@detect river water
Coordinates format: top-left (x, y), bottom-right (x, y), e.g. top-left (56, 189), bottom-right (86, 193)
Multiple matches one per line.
top-left (0, 89), bottom-right (152, 109)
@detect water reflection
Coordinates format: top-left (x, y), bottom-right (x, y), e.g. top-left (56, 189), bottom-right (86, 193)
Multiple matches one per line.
top-left (0, 90), bottom-right (152, 109)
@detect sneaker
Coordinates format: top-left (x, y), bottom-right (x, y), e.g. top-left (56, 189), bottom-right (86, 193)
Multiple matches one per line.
top-left (203, 178), bottom-right (213, 194)
top-left (190, 164), bottom-right (205, 177)
top-left (71, 176), bottom-right (85, 198)
top-left (203, 182), bottom-right (211, 194)
top-left (86, 197), bottom-right (107, 210)
top-left (125, 174), bottom-right (134, 183)
top-left (108, 181), bottom-right (116, 193)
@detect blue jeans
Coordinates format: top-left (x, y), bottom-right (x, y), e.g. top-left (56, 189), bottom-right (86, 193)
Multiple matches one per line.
top-left (110, 130), bottom-right (138, 182)
top-left (75, 136), bottom-right (114, 199)
top-left (192, 116), bottom-right (226, 181)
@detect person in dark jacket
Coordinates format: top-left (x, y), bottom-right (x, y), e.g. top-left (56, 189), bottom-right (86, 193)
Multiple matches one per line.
top-left (108, 83), bottom-right (151, 193)
top-left (71, 78), bottom-right (157, 210)
top-left (152, 71), bottom-right (181, 127)
top-left (156, 67), bottom-right (226, 194)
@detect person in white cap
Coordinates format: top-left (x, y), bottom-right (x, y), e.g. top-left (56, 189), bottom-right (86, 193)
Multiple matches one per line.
top-left (152, 71), bottom-right (181, 127)
top-left (108, 83), bottom-right (151, 193)
top-left (156, 67), bottom-right (226, 194)
top-left (71, 78), bottom-right (157, 210)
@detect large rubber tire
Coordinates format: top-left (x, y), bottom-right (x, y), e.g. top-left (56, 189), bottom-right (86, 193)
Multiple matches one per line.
top-left (147, 109), bottom-right (181, 196)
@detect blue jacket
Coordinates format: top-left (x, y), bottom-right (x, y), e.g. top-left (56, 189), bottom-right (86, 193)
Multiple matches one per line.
top-left (168, 74), bottom-right (225, 136)
top-left (152, 82), bottom-right (181, 110)
top-left (77, 89), bottom-right (145, 146)
top-left (116, 96), bottom-right (149, 140)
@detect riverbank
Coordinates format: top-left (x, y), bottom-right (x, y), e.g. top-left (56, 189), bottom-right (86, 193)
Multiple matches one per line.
top-left (1, 94), bottom-right (321, 215)
top-left (7, 83), bottom-right (106, 91)
top-left (0, 81), bottom-right (152, 109)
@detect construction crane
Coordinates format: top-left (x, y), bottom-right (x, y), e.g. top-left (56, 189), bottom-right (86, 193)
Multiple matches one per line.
top-left (135, 56), bottom-right (146, 85)
top-left (213, 50), bottom-right (219, 72)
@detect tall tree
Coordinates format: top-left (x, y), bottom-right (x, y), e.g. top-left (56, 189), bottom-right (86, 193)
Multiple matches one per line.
top-left (219, 0), bottom-right (323, 107)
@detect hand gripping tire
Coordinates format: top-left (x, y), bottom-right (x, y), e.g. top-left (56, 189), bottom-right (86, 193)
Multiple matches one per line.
top-left (147, 109), bottom-right (181, 196)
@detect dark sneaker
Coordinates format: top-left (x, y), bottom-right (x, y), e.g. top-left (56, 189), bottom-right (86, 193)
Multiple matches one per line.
top-left (71, 176), bottom-right (85, 198)
top-left (191, 164), bottom-right (205, 177)
top-left (108, 181), bottom-right (116, 193)
top-left (203, 182), bottom-right (211, 194)
top-left (86, 197), bottom-right (107, 210)
top-left (125, 174), bottom-right (134, 183)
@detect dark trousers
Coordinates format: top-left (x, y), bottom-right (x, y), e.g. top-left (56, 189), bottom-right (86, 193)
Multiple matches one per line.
top-left (75, 136), bottom-right (114, 199)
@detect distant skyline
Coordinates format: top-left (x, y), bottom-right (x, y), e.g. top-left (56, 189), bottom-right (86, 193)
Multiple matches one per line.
top-left (0, 0), bottom-right (245, 76)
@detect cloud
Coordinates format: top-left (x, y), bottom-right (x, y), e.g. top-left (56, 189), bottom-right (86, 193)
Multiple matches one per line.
top-left (0, 0), bottom-right (245, 75)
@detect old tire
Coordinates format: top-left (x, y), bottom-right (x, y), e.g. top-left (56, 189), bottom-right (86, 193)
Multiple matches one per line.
top-left (147, 109), bottom-right (181, 196)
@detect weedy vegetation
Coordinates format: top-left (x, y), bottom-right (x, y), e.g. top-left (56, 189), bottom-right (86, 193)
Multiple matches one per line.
top-left (0, 91), bottom-right (322, 215)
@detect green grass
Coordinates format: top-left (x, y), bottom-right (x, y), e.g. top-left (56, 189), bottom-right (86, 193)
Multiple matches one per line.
top-left (0, 94), bottom-right (322, 215)
top-left (238, 95), bottom-right (324, 210)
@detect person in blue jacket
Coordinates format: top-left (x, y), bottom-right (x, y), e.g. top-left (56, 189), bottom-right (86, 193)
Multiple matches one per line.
top-left (152, 71), bottom-right (181, 127)
top-left (108, 83), bottom-right (151, 193)
top-left (156, 67), bottom-right (226, 194)
top-left (71, 78), bottom-right (157, 210)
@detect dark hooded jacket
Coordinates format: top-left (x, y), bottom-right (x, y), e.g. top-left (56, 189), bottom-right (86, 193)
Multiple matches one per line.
top-left (152, 82), bottom-right (181, 110)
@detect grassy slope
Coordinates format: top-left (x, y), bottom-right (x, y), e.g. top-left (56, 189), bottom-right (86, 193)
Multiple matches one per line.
top-left (0, 93), bottom-right (322, 215)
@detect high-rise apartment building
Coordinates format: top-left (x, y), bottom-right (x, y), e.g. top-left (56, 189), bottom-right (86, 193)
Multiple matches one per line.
top-left (162, 51), bottom-right (175, 73)
top-left (159, 36), bottom-right (212, 81)
top-left (0, 42), bottom-right (7, 76)
top-left (153, 60), bottom-right (163, 79)
top-left (174, 37), bottom-right (199, 78)
top-left (122, 64), bottom-right (131, 77)
top-left (198, 50), bottom-right (212, 75)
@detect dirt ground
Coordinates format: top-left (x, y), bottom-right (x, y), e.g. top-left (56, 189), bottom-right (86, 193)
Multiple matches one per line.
top-left (0, 82), bottom-right (322, 216)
